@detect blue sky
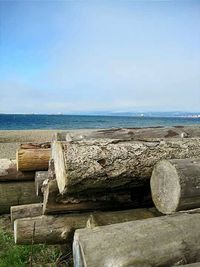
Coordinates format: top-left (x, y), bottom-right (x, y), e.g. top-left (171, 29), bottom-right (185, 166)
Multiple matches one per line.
top-left (0, 0), bottom-right (199, 114)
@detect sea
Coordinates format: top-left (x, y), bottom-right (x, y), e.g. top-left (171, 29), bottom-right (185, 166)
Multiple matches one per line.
top-left (0, 114), bottom-right (200, 130)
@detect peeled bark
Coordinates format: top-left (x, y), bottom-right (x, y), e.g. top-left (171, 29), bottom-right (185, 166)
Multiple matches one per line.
top-left (0, 181), bottom-right (42, 214)
top-left (11, 203), bottom-right (43, 225)
top-left (52, 138), bottom-right (200, 194)
top-left (54, 125), bottom-right (200, 141)
top-left (0, 159), bottom-right (35, 181)
top-left (43, 178), bottom-right (152, 214)
top-left (16, 147), bottom-right (51, 171)
top-left (151, 158), bottom-right (200, 214)
top-left (35, 171), bottom-right (48, 196)
top-left (73, 211), bottom-right (200, 267)
top-left (14, 208), bottom-right (159, 245)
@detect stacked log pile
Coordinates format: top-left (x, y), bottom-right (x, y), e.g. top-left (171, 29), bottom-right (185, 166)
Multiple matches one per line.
top-left (2, 125), bottom-right (200, 267)
top-left (0, 142), bottom-right (51, 213)
top-left (0, 158), bottom-right (42, 213)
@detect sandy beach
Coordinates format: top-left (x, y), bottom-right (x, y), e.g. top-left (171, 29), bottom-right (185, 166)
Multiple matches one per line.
top-left (0, 130), bottom-right (60, 159)
top-left (0, 129), bottom-right (98, 159)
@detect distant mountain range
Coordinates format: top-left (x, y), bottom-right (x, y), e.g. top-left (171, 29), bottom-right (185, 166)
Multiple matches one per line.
top-left (60, 111), bottom-right (200, 117)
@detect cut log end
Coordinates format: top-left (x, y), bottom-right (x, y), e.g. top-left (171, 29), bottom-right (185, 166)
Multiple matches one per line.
top-left (52, 141), bottom-right (67, 193)
top-left (151, 160), bottom-right (181, 214)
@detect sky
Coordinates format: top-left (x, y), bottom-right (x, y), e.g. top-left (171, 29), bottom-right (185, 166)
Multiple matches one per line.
top-left (0, 0), bottom-right (200, 114)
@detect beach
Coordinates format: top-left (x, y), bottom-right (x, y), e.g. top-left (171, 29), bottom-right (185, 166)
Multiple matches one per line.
top-left (0, 130), bottom-right (63, 159)
top-left (0, 130), bottom-right (55, 159)
top-left (0, 129), bottom-right (97, 159)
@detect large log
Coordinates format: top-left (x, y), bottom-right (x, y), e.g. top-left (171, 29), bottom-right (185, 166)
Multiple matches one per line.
top-left (73, 211), bottom-right (200, 267)
top-left (0, 159), bottom-right (35, 181)
top-left (43, 178), bottom-right (152, 214)
top-left (16, 146), bottom-right (51, 171)
top-left (151, 158), bottom-right (200, 214)
top-left (52, 138), bottom-right (200, 194)
top-left (0, 181), bottom-right (42, 214)
top-left (35, 171), bottom-right (48, 196)
top-left (11, 203), bottom-right (43, 225)
top-left (54, 125), bottom-right (200, 141)
top-left (14, 208), bottom-right (159, 245)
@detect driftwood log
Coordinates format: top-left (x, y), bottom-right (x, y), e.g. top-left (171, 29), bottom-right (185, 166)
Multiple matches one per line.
top-left (43, 178), bottom-right (152, 214)
top-left (16, 143), bottom-right (51, 171)
top-left (52, 138), bottom-right (200, 194)
top-left (86, 208), bottom-right (160, 229)
top-left (14, 208), bottom-right (159, 245)
top-left (0, 181), bottom-right (42, 214)
top-left (73, 211), bottom-right (200, 267)
top-left (151, 158), bottom-right (200, 214)
top-left (54, 125), bottom-right (200, 141)
top-left (11, 203), bottom-right (43, 225)
top-left (0, 159), bottom-right (35, 181)
top-left (35, 171), bottom-right (48, 196)
top-left (43, 161), bottom-right (152, 214)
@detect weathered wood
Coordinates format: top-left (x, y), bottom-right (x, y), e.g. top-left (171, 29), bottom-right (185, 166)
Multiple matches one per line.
top-left (54, 125), bottom-right (200, 141)
top-left (11, 203), bottom-right (43, 225)
top-left (20, 142), bottom-right (51, 149)
top-left (0, 159), bottom-right (35, 181)
top-left (0, 181), bottom-right (42, 214)
top-left (86, 208), bottom-right (160, 229)
top-left (151, 158), bottom-right (200, 214)
top-left (43, 178), bottom-right (152, 214)
top-left (52, 138), bottom-right (200, 194)
top-left (16, 147), bottom-right (51, 171)
top-left (14, 208), bottom-right (159, 245)
top-left (73, 211), bottom-right (200, 267)
top-left (172, 263), bottom-right (200, 267)
top-left (44, 161), bottom-right (152, 214)
top-left (35, 171), bottom-right (48, 196)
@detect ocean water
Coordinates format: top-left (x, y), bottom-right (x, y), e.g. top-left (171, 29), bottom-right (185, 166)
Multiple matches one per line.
top-left (0, 114), bottom-right (200, 130)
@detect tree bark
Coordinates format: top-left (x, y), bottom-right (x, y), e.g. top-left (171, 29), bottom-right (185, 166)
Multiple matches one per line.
top-left (54, 125), bottom-right (200, 141)
top-left (151, 158), bottom-right (200, 214)
top-left (35, 171), bottom-right (48, 196)
top-left (0, 181), bottom-right (42, 214)
top-left (52, 138), bottom-right (200, 194)
top-left (43, 178), bottom-right (152, 214)
top-left (16, 147), bottom-right (51, 171)
top-left (11, 203), bottom-right (43, 225)
top-left (0, 159), bottom-right (35, 181)
top-left (14, 208), bottom-right (159, 245)
top-left (73, 211), bottom-right (200, 267)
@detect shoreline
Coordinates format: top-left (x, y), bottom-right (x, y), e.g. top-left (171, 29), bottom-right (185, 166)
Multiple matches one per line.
top-left (0, 125), bottom-right (200, 159)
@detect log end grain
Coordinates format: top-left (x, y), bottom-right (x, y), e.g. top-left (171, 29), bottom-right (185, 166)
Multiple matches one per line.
top-left (52, 141), bottom-right (67, 194)
top-left (151, 160), bottom-right (181, 214)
